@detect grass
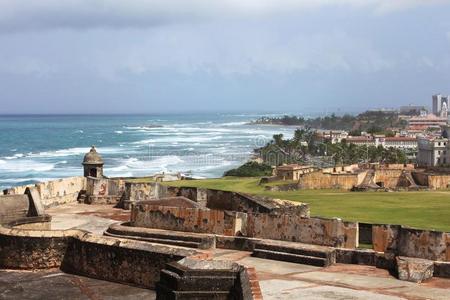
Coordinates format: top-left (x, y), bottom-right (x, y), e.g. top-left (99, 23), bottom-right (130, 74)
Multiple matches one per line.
top-left (164, 177), bottom-right (450, 232)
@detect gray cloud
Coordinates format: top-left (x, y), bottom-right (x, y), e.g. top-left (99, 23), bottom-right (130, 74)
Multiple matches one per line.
top-left (0, 0), bottom-right (448, 32)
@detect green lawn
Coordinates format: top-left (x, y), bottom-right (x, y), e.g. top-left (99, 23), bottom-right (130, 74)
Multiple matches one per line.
top-left (164, 177), bottom-right (450, 232)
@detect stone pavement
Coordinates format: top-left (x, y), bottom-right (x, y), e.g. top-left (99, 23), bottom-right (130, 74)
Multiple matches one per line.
top-left (212, 249), bottom-right (450, 300)
top-left (0, 269), bottom-right (155, 300)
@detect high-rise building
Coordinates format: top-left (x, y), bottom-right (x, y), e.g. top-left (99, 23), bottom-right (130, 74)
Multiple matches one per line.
top-left (432, 94), bottom-right (450, 117)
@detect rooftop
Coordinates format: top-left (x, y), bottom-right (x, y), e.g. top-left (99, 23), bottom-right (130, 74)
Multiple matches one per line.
top-left (82, 146), bottom-right (104, 165)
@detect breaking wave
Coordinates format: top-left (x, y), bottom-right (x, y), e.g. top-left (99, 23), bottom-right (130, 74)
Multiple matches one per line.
top-left (0, 159), bottom-right (55, 173)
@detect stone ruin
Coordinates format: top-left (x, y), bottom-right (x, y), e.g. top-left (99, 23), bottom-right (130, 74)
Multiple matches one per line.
top-left (1, 174), bottom-right (449, 289)
top-left (0, 149), bottom-right (449, 297)
top-left (267, 163), bottom-right (450, 191)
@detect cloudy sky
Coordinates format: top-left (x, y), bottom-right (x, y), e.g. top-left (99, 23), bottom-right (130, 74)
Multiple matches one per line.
top-left (1, 0), bottom-right (450, 114)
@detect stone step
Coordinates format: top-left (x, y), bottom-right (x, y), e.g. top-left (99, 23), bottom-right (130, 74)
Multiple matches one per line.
top-left (159, 269), bottom-right (236, 291)
top-left (252, 249), bottom-right (329, 267)
top-left (156, 282), bottom-right (231, 300)
top-left (104, 231), bottom-right (202, 248)
top-left (105, 223), bottom-right (215, 249)
top-left (254, 241), bottom-right (332, 259)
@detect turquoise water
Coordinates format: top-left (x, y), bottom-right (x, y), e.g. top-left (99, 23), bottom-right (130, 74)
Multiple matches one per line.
top-left (0, 114), bottom-right (296, 189)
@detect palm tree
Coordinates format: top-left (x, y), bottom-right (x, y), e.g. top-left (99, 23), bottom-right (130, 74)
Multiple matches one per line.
top-left (273, 134), bottom-right (284, 147)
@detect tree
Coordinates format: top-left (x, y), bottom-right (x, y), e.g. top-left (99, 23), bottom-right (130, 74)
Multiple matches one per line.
top-left (273, 134), bottom-right (284, 147)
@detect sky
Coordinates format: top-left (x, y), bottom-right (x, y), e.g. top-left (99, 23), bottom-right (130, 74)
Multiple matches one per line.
top-left (1, 0), bottom-right (450, 114)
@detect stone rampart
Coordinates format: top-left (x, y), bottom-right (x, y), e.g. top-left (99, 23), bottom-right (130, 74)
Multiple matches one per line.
top-left (426, 174), bottom-right (450, 190)
top-left (4, 177), bottom-right (86, 208)
top-left (373, 169), bottom-right (403, 188)
top-left (372, 224), bottom-right (450, 261)
top-left (411, 171), bottom-right (450, 190)
top-left (298, 171), bottom-right (360, 190)
top-left (246, 214), bottom-right (358, 248)
top-left (0, 224), bottom-right (201, 288)
top-left (131, 204), bottom-right (357, 248)
top-left (0, 226), bottom-right (79, 269)
top-left (165, 186), bottom-right (309, 215)
top-left (131, 204), bottom-right (246, 236)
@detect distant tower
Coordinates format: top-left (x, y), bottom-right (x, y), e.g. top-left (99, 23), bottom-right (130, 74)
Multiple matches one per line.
top-left (441, 102), bottom-right (449, 119)
top-left (82, 146), bottom-right (104, 178)
top-left (433, 94), bottom-right (450, 117)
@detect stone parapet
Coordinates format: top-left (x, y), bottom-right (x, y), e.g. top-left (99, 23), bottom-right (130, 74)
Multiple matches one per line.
top-left (372, 224), bottom-right (450, 262)
top-left (0, 224), bottom-right (202, 288)
top-left (4, 177), bottom-right (86, 208)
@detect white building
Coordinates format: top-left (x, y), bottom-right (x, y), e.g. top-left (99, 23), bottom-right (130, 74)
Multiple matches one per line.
top-left (417, 137), bottom-right (450, 167)
top-left (315, 130), bottom-right (349, 144)
top-left (382, 137), bottom-right (417, 150)
top-left (346, 136), bottom-right (417, 150)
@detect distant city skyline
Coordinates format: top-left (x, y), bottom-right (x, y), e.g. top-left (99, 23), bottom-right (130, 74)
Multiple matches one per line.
top-left (1, 1), bottom-right (450, 114)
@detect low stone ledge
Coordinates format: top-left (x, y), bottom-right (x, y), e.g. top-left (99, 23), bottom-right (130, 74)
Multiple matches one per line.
top-left (105, 222), bottom-right (216, 249)
top-left (335, 248), bottom-right (377, 266)
top-left (6, 215), bottom-right (52, 228)
top-left (396, 256), bottom-right (434, 283)
top-left (215, 235), bottom-right (261, 251)
top-left (0, 224), bottom-right (205, 288)
top-left (86, 195), bottom-right (121, 205)
top-left (0, 225), bottom-right (75, 269)
top-left (434, 261), bottom-right (450, 278)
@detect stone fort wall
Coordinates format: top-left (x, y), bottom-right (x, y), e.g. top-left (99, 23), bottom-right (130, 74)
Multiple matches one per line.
top-left (131, 203), bottom-right (357, 249)
top-left (0, 225), bottom-right (200, 288)
top-left (4, 176), bottom-right (86, 208)
top-left (372, 224), bottom-right (450, 262)
top-left (297, 171), bottom-right (364, 190)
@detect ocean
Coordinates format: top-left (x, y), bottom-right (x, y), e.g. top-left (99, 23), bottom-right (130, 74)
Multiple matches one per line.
top-left (0, 113), bottom-right (297, 189)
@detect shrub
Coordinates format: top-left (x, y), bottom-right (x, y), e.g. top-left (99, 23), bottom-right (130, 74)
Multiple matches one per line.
top-left (224, 162), bottom-right (273, 177)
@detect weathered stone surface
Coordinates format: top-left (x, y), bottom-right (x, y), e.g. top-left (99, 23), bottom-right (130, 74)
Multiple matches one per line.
top-left (0, 223), bottom-right (203, 288)
top-left (215, 235), bottom-right (260, 251)
top-left (247, 214), bottom-right (358, 248)
top-left (166, 186), bottom-right (309, 216)
top-left (372, 224), bottom-right (450, 262)
top-left (0, 194), bottom-right (29, 225)
top-left (434, 261), bottom-right (450, 278)
top-left (335, 248), bottom-right (377, 266)
top-left (25, 187), bottom-right (45, 216)
top-left (446, 233), bottom-right (450, 261)
top-left (5, 176), bottom-right (86, 208)
top-left (156, 258), bottom-right (261, 300)
top-left (396, 256), bottom-right (434, 283)
top-left (131, 204), bottom-right (245, 236)
top-left (105, 222), bottom-right (216, 249)
top-left (0, 270), bottom-right (156, 300)
top-left (398, 227), bottom-right (448, 261)
top-left (372, 224), bottom-right (400, 253)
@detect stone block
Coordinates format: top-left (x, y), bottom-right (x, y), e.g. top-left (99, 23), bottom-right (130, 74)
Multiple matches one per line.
top-left (396, 256), bottom-right (434, 283)
top-left (25, 187), bottom-right (45, 216)
top-left (434, 261), bottom-right (450, 278)
top-left (447, 233), bottom-right (450, 261)
top-left (372, 224), bottom-right (400, 253)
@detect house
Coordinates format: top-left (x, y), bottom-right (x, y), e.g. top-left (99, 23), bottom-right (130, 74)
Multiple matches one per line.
top-left (275, 164), bottom-right (315, 180)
